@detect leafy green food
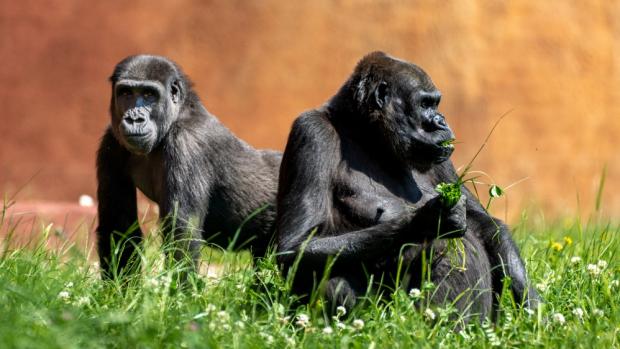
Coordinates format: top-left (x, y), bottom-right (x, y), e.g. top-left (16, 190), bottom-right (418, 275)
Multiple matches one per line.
top-left (439, 139), bottom-right (455, 149)
top-left (434, 139), bottom-right (460, 208)
top-left (435, 182), bottom-right (461, 208)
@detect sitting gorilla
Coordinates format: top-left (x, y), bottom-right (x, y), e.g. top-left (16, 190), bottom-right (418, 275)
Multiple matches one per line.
top-left (275, 51), bottom-right (539, 321)
top-left (96, 55), bottom-right (280, 278)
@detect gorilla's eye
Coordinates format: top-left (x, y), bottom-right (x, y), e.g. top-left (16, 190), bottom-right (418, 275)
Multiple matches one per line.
top-left (142, 88), bottom-right (158, 101)
top-left (420, 97), bottom-right (435, 109)
top-left (117, 87), bottom-right (132, 97)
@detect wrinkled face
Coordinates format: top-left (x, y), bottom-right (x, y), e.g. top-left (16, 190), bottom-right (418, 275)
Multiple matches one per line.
top-left (371, 68), bottom-right (455, 166)
top-left (111, 78), bottom-right (181, 154)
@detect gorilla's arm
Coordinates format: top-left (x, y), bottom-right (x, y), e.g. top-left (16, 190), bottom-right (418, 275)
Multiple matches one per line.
top-left (158, 128), bottom-right (210, 269)
top-left (96, 129), bottom-right (143, 278)
top-left (466, 199), bottom-right (541, 308)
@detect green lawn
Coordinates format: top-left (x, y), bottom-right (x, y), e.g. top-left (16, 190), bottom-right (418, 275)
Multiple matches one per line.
top-left (1, 203), bottom-right (619, 348)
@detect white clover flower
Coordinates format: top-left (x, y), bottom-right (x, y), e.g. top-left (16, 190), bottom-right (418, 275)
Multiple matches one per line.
top-left (424, 308), bottom-right (436, 321)
top-left (593, 309), bottom-right (604, 317)
top-left (570, 256), bottom-right (582, 265)
top-left (146, 277), bottom-right (160, 288)
top-left (205, 304), bottom-right (216, 313)
top-left (536, 282), bottom-right (548, 292)
top-left (79, 194), bottom-right (94, 207)
top-left (572, 308), bottom-right (584, 319)
top-left (322, 326), bottom-right (333, 335)
top-left (235, 321), bottom-right (245, 329)
top-left (409, 288), bottom-right (422, 299)
top-left (75, 296), bottom-right (90, 306)
top-left (336, 305), bottom-right (347, 317)
top-left (160, 275), bottom-right (172, 288)
top-left (335, 321), bottom-right (346, 330)
top-left (58, 290), bottom-right (70, 301)
top-left (64, 282), bottom-right (74, 288)
top-left (352, 319), bottom-right (365, 330)
top-left (216, 310), bottom-right (230, 322)
top-left (552, 313), bottom-right (565, 325)
top-left (597, 260), bottom-right (608, 269)
top-left (222, 323), bottom-right (231, 331)
top-left (587, 264), bottom-right (601, 276)
top-left (295, 313), bottom-right (310, 327)
top-left (260, 333), bottom-right (274, 344)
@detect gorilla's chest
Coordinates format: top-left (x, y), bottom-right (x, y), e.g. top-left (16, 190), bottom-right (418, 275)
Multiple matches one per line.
top-left (334, 163), bottom-right (435, 226)
top-left (128, 153), bottom-right (165, 204)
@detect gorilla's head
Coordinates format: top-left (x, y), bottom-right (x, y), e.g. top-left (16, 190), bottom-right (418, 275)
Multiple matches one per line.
top-left (109, 55), bottom-right (190, 155)
top-left (349, 51), bottom-right (455, 168)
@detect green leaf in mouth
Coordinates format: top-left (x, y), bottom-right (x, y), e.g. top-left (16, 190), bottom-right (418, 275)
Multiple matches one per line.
top-left (439, 139), bottom-right (455, 149)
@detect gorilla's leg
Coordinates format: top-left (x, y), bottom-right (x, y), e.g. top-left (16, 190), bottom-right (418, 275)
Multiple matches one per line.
top-left (404, 235), bottom-right (493, 323)
top-left (324, 276), bottom-right (366, 315)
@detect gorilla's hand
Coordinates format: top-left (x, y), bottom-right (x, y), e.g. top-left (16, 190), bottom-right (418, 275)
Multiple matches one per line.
top-left (438, 194), bottom-right (467, 238)
top-left (400, 194), bottom-right (466, 242)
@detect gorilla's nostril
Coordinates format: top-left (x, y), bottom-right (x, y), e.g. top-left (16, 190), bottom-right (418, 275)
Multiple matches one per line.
top-left (433, 115), bottom-right (447, 128)
top-left (123, 116), bottom-right (146, 125)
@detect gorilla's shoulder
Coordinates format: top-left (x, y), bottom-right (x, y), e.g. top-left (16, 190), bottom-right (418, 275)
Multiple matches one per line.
top-left (290, 108), bottom-right (337, 144)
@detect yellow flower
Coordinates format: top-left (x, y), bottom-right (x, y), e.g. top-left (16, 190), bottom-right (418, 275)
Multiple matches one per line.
top-left (551, 242), bottom-right (563, 252)
top-left (563, 236), bottom-right (573, 245)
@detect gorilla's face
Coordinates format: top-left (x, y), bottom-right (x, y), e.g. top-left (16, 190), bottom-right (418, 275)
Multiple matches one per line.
top-left (112, 79), bottom-right (181, 155)
top-left (370, 67), bottom-right (455, 167)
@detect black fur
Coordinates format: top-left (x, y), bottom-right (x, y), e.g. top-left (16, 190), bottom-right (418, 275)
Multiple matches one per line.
top-left (276, 52), bottom-right (539, 322)
top-left (97, 55), bottom-right (280, 278)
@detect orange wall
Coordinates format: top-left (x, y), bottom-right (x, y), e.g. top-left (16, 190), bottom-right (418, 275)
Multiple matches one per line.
top-left (1, 1), bottom-right (618, 220)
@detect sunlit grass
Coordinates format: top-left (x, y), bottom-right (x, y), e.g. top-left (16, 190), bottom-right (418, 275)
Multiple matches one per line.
top-left (0, 197), bottom-right (619, 348)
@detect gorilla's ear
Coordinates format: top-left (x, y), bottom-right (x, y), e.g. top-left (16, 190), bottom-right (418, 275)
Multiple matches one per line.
top-left (373, 81), bottom-right (389, 109)
top-left (171, 79), bottom-right (182, 104)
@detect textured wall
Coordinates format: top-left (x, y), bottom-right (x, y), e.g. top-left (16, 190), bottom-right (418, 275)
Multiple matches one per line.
top-left (1, 1), bottom-right (619, 220)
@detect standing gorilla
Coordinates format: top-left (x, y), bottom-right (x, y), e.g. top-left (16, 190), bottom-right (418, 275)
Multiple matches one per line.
top-left (276, 51), bottom-right (539, 320)
top-left (97, 55), bottom-right (280, 278)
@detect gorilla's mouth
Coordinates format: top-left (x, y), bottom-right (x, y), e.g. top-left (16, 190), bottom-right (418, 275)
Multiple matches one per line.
top-left (121, 130), bottom-right (155, 154)
top-left (430, 138), bottom-right (455, 163)
top-left (408, 137), bottom-right (455, 166)
top-left (124, 132), bottom-right (150, 139)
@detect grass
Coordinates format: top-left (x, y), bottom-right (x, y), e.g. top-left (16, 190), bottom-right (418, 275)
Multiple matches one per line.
top-left (1, 199), bottom-right (619, 349)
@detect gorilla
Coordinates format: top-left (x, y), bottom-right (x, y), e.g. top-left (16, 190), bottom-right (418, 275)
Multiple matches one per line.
top-left (96, 55), bottom-right (280, 278)
top-left (276, 51), bottom-right (540, 321)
